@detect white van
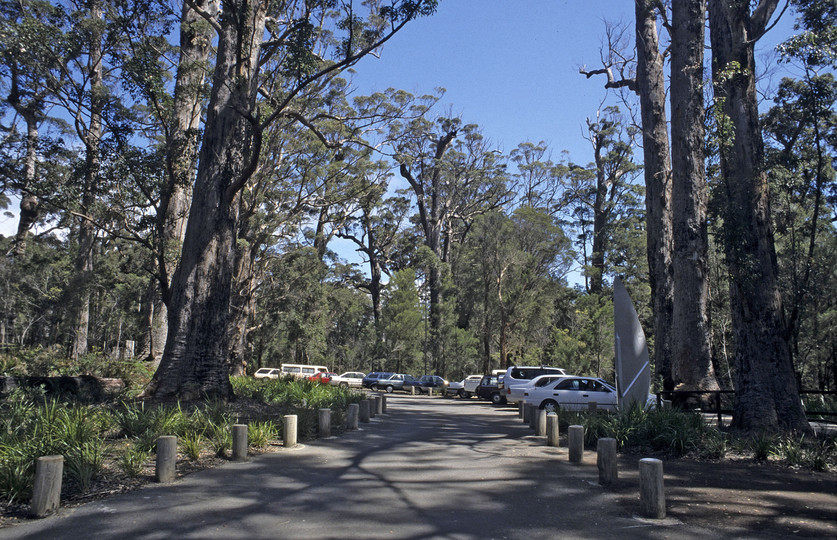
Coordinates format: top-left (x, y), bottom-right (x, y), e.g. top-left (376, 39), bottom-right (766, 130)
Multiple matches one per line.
top-left (280, 364), bottom-right (329, 379)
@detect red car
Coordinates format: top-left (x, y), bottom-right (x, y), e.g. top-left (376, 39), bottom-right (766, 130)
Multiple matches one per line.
top-left (308, 372), bottom-right (336, 385)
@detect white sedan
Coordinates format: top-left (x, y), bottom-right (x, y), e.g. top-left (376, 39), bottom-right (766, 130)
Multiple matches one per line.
top-left (506, 374), bottom-right (566, 405)
top-left (523, 376), bottom-right (619, 412)
top-left (329, 371), bottom-right (366, 388)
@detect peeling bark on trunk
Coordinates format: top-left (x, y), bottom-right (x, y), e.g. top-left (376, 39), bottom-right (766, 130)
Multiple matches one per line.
top-left (670, 0), bottom-right (719, 393)
top-left (634, 0), bottom-right (674, 391)
top-left (708, 0), bottom-right (809, 432)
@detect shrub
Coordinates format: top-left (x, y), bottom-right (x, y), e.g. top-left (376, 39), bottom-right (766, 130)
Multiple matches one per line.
top-left (118, 444), bottom-right (151, 478)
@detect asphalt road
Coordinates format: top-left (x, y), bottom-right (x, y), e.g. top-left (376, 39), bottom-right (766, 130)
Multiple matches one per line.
top-left (0, 395), bottom-right (723, 540)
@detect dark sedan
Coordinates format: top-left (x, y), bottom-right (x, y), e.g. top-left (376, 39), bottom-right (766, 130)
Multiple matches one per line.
top-left (404, 375), bottom-right (448, 394)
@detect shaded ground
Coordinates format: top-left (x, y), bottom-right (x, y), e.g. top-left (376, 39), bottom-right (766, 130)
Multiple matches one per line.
top-left (1, 396), bottom-right (835, 538)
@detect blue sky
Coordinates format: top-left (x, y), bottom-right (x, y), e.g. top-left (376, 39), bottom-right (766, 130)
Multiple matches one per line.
top-left (0, 1), bottom-right (800, 242)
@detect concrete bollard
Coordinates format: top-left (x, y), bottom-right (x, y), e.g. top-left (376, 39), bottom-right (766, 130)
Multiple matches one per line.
top-left (375, 395), bottom-right (383, 415)
top-left (522, 403), bottom-right (531, 424)
top-left (318, 408), bottom-right (332, 438)
top-left (381, 395), bottom-right (387, 413)
top-left (232, 424), bottom-right (248, 461)
top-left (518, 401), bottom-right (525, 419)
top-left (568, 425), bottom-right (584, 463)
top-left (588, 401), bottom-right (598, 413)
top-left (597, 438), bottom-right (618, 485)
top-left (347, 403), bottom-right (359, 430)
top-left (156, 436), bottom-right (177, 483)
top-left (359, 399), bottom-right (370, 423)
top-left (536, 409), bottom-right (547, 436)
top-left (368, 398), bottom-right (377, 418)
top-left (283, 415), bottom-right (298, 448)
top-left (546, 413), bottom-right (559, 447)
top-left (410, 386), bottom-right (416, 395)
top-left (639, 458), bottom-right (666, 518)
top-left (30, 455), bottom-right (63, 517)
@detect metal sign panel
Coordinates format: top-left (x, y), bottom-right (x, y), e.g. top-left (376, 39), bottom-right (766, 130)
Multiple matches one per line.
top-left (613, 276), bottom-right (651, 409)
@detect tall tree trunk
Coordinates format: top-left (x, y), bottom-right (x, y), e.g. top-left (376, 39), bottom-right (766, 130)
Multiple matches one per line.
top-left (13, 114), bottom-right (40, 258)
top-left (145, 0), bottom-right (267, 400)
top-left (670, 0), bottom-right (719, 394)
top-left (227, 218), bottom-right (257, 377)
top-left (634, 0), bottom-right (674, 391)
top-left (708, 0), bottom-right (809, 432)
top-left (141, 0), bottom-right (219, 362)
top-left (72, 0), bottom-right (104, 360)
top-left (590, 141), bottom-right (607, 295)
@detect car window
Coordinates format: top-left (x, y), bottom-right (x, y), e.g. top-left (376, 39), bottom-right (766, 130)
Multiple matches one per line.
top-left (534, 376), bottom-right (559, 387)
top-left (556, 379), bottom-right (581, 391)
top-left (589, 380), bottom-right (609, 392)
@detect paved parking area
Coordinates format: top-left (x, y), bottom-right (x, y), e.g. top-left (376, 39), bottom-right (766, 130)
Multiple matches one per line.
top-left (0, 396), bottom-right (826, 539)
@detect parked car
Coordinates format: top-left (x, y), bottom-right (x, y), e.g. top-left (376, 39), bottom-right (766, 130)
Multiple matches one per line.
top-left (374, 373), bottom-right (416, 393)
top-left (362, 371), bottom-right (394, 389)
top-left (475, 375), bottom-right (502, 404)
top-left (505, 373), bottom-right (567, 405)
top-left (523, 376), bottom-right (619, 412)
top-left (329, 371), bottom-right (366, 388)
top-left (447, 375), bottom-right (484, 398)
top-left (253, 367), bottom-right (281, 379)
top-left (405, 375), bottom-right (448, 394)
top-left (497, 365), bottom-right (567, 404)
top-left (308, 372), bottom-right (336, 384)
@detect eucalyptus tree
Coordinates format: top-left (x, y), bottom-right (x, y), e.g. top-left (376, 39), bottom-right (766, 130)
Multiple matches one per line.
top-left (145, 0), bottom-right (438, 400)
top-left (508, 141), bottom-right (566, 210)
top-left (670, 0), bottom-right (720, 395)
top-left (460, 208), bottom-right (572, 369)
top-left (394, 117), bottom-right (509, 374)
top-left (381, 268), bottom-right (422, 374)
top-left (558, 106), bottom-right (643, 294)
top-left (708, 0), bottom-right (810, 432)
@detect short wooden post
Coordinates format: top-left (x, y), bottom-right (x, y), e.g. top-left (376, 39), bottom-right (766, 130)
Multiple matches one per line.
top-left (597, 437), bottom-right (617, 485)
top-left (318, 408), bottom-right (331, 438)
top-left (410, 386), bottom-right (416, 395)
top-left (518, 401), bottom-right (525, 419)
top-left (568, 425), bottom-right (584, 463)
top-left (522, 403), bottom-right (531, 424)
top-left (30, 455), bottom-right (63, 517)
top-left (588, 401), bottom-right (598, 413)
top-left (536, 409), bottom-right (547, 436)
top-left (347, 403), bottom-right (359, 430)
top-left (359, 399), bottom-right (370, 423)
top-left (232, 424), bottom-right (248, 461)
top-left (546, 413), bottom-right (559, 447)
top-left (156, 436), bottom-right (177, 483)
top-left (528, 405), bottom-right (538, 430)
top-left (283, 415), bottom-right (298, 448)
top-left (375, 395), bottom-right (383, 415)
top-left (368, 398), bottom-right (376, 418)
top-left (381, 395), bottom-right (387, 413)
top-left (639, 458), bottom-right (666, 518)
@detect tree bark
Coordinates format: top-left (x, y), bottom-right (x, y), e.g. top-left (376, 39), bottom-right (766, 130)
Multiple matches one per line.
top-left (145, 0), bottom-right (267, 400)
top-left (72, 0), bottom-right (104, 360)
top-left (670, 0), bottom-right (719, 393)
top-left (13, 114), bottom-right (40, 258)
top-left (634, 0), bottom-right (674, 391)
top-left (708, 0), bottom-right (809, 432)
top-left (141, 0), bottom-right (219, 362)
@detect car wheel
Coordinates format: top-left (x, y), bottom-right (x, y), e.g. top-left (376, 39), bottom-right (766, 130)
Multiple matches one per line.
top-left (542, 399), bottom-right (559, 413)
top-left (462, 391), bottom-right (471, 399)
top-left (490, 392), bottom-right (503, 405)
top-left (339, 382), bottom-right (348, 389)
top-left (457, 389), bottom-right (465, 398)
top-left (385, 385), bottom-right (394, 393)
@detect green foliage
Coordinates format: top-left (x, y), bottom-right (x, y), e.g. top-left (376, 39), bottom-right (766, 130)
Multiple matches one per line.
top-left (180, 431), bottom-right (204, 462)
top-left (118, 443), bottom-right (151, 478)
top-left (751, 432), bottom-right (775, 462)
top-left (248, 421), bottom-right (277, 449)
top-left (382, 268), bottom-right (423, 374)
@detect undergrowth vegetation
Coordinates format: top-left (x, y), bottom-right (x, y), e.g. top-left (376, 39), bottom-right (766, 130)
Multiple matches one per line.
top-left (0, 377), bottom-right (363, 505)
top-left (558, 406), bottom-right (837, 471)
